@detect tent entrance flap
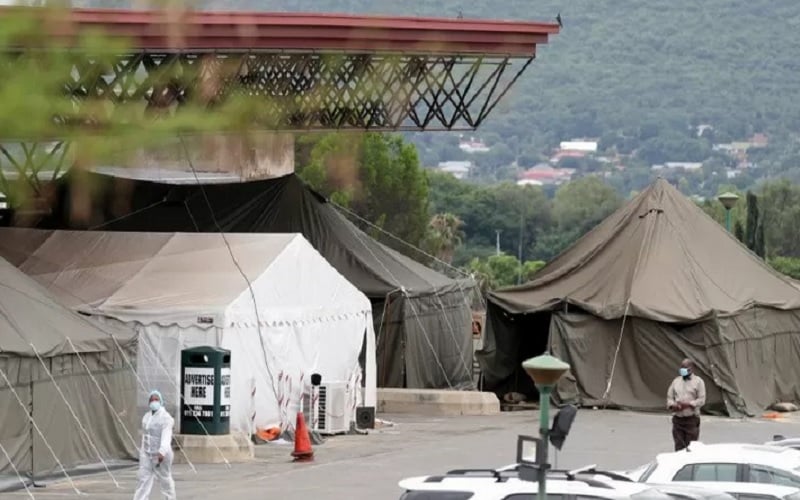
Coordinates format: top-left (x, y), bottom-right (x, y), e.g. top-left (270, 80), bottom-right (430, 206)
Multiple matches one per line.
top-left (477, 302), bottom-right (551, 401)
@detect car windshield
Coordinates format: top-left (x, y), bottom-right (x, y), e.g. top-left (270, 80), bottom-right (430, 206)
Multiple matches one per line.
top-left (629, 462), bottom-right (657, 481)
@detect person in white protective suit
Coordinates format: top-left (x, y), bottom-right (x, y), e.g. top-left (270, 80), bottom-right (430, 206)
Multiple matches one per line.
top-left (133, 390), bottom-right (177, 500)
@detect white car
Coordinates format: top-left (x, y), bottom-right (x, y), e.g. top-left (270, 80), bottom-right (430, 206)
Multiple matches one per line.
top-left (628, 442), bottom-right (800, 488)
top-left (398, 466), bottom-right (674, 499)
top-left (671, 481), bottom-right (800, 500)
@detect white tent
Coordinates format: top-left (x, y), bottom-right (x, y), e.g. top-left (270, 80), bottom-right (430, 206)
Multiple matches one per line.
top-left (0, 228), bottom-right (376, 434)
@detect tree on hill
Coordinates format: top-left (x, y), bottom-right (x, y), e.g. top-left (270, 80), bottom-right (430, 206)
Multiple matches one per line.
top-left (297, 132), bottom-right (431, 250)
top-left (424, 212), bottom-right (465, 265)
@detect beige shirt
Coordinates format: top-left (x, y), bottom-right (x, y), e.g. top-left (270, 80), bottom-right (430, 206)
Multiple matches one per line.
top-left (666, 375), bottom-right (706, 417)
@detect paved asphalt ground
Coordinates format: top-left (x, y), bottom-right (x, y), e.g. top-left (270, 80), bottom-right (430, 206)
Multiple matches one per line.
top-left (6, 410), bottom-right (800, 499)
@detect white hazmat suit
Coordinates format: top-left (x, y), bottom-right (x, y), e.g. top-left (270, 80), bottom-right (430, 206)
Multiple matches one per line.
top-left (133, 391), bottom-right (176, 500)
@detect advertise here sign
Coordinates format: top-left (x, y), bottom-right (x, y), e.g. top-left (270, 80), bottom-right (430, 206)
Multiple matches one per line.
top-left (183, 367), bottom-right (215, 420)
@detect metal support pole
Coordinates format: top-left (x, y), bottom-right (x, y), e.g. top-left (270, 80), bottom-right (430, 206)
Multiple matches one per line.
top-left (517, 207), bottom-right (524, 285)
top-left (725, 208), bottom-right (732, 232)
top-left (29, 380), bottom-right (34, 484)
top-left (537, 384), bottom-right (552, 500)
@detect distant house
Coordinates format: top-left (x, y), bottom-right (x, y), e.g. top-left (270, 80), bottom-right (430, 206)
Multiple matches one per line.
top-left (559, 140), bottom-right (598, 153)
top-left (550, 150), bottom-right (587, 163)
top-left (437, 160), bottom-right (472, 179)
top-left (713, 134), bottom-right (768, 169)
top-left (550, 139), bottom-right (599, 163)
top-left (458, 137), bottom-right (490, 154)
top-left (519, 164), bottom-right (575, 185)
top-left (652, 162), bottom-right (703, 171)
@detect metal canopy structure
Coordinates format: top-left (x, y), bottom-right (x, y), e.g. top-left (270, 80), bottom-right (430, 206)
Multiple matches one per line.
top-left (2, 7), bottom-right (559, 132)
top-left (0, 7), bottom-right (558, 199)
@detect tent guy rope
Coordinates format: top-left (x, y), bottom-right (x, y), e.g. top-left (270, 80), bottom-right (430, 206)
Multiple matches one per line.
top-left (138, 337), bottom-right (232, 468)
top-left (348, 226), bottom-right (456, 389)
top-left (6, 252), bottom-right (201, 473)
top-left (333, 198), bottom-right (482, 388)
top-left (65, 336), bottom-right (140, 452)
top-left (0, 441), bottom-right (35, 499)
top-left (108, 333), bottom-right (198, 474)
top-left (30, 343), bottom-right (121, 489)
top-left (0, 364), bottom-right (81, 495)
top-left (179, 135), bottom-right (281, 409)
top-left (601, 210), bottom-right (659, 405)
top-left (332, 200), bottom-right (475, 281)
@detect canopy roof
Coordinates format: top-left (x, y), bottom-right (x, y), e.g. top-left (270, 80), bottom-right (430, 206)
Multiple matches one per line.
top-left (0, 229), bottom-right (371, 327)
top-left (35, 172), bottom-right (470, 299)
top-left (0, 255), bottom-right (134, 357)
top-left (490, 178), bottom-right (800, 322)
top-left (21, 7), bottom-right (559, 56)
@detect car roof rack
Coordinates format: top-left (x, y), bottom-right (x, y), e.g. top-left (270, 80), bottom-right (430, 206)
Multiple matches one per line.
top-left (427, 469), bottom-right (516, 483)
top-left (429, 466), bottom-right (623, 489)
top-left (493, 464), bottom-right (633, 483)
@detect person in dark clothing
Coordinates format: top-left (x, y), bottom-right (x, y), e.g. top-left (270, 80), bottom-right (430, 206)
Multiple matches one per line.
top-left (666, 359), bottom-right (706, 451)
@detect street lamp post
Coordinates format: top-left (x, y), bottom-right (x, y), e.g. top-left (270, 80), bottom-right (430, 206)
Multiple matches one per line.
top-left (522, 353), bottom-right (570, 500)
top-left (717, 192), bottom-right (739, 232)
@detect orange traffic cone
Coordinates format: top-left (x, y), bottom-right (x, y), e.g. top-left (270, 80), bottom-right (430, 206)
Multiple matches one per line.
top-left (291, 411), bottom-right (314, 462)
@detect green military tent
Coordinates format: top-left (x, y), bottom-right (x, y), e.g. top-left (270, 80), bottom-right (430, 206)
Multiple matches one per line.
top-left (480, 178), bottom-right (800, 416)
top-left (0, 255), bottom-right (137, 480)
top-left (22, 170), bottom-right (476, 390)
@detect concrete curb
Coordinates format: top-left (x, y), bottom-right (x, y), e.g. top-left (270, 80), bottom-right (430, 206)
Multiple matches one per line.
top-left (173, 432), bottom-right (255, 464)
top-left (377, 388), bottom-right (500, 416)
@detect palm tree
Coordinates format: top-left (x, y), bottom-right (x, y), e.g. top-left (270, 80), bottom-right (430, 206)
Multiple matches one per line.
top-left (425, 213), bottom-right (465, 265)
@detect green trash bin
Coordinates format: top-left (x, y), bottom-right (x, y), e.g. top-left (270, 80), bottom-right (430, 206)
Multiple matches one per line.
top-left (180, 346), bottom-right (231, 435)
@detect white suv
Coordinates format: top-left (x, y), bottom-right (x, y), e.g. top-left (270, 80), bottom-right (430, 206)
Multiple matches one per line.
top-left (398, 467), bottom-right (674, 500)
top-left (628, 442), bottom-right (800, 487)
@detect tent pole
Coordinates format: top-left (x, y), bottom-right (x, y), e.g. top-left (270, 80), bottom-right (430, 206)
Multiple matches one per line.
top-left (29, 378), bottom-right (45, 489)
top-left (29, 380), bottom-right (33, 485)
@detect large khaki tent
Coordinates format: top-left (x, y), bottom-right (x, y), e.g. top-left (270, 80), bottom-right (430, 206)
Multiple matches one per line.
top-left (0, 228), bottom-right (375, 433)
top-left (480, 179), bottom-right (800, 416)
top-left (26, 170), bottom-right (476, 390)
top-left (0, 256), bottom-right (137, 478)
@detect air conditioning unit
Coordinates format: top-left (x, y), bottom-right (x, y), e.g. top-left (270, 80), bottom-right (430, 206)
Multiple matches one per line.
top-left (301, 382), bottom-right (352, 435)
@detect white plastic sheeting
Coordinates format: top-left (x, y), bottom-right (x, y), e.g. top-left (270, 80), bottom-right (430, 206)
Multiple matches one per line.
top-left (0, 228), bottom-right (377, 433)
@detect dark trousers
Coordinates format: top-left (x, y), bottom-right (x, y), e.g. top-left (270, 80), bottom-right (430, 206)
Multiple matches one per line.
top-left (672, 415), bottom-right (700, 451)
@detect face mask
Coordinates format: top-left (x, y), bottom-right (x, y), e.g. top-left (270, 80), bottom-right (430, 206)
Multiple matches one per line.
top-left (149, 401), bottom-right (162, 412)
top-left (679, 367), bottom-right (690, 378)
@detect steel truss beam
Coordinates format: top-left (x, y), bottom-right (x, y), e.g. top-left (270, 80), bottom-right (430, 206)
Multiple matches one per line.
top-left (0, 51), bottom-right (535, 200)
top-left (62, 51), bottom-right (533, 131)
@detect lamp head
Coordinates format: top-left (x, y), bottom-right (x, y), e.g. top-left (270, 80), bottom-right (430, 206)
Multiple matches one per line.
top-left (522, 353), bottom-right (570, 387)
top-left (717, 192), bottom-right (739, 210)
